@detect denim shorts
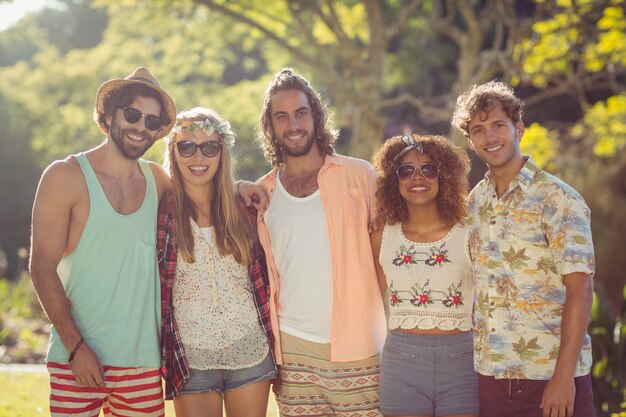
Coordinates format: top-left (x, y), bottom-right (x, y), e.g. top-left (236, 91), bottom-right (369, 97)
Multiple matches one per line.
top-left (181, 351), bottom-right (277, 395)
top-left (379, 330), bottom-right (479, 416)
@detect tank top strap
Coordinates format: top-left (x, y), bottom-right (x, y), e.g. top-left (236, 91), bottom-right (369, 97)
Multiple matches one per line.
top-left (137, 159), bottom-right (158, 216)
top-left (73, 152), bottom-right (109, 210)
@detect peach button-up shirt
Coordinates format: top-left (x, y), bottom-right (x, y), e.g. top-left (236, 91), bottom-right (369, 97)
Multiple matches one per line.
top-left (257, 154), bottom-right (387, 364)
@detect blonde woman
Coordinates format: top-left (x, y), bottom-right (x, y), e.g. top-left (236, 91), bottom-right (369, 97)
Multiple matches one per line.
top-left (157, 107), bottom-right (276, 417)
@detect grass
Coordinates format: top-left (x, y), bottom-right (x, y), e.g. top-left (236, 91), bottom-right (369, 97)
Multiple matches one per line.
top-left (0, 371), bottom-right (279, 417)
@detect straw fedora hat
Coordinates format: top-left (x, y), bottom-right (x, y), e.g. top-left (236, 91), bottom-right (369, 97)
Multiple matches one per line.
top-left (95, 67), bottom-right (176, 139)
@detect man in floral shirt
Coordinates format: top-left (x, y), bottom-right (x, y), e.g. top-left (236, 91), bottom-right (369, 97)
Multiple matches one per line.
top-left (452, 81), bottom-right (596, 417)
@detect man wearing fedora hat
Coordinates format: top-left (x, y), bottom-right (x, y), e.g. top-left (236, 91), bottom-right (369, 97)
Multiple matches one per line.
top-left (29, 67), bottom-right (175, 416)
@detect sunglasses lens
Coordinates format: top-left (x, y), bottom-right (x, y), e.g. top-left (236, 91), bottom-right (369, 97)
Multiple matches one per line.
top-left (176, 141), bottom-right (197, 157)
top-left (420, 163), bottom-right (439, 180)
top-left (199, 141), bottom-right (221, 158)
top-left (123, 107), bottom-right (142, 124)
top-left (397, 164), bottom-right (416, 181)
top-left (123, 107), bottom-right (163, 131)
top-left (145, 115), bottom-right (164, 131)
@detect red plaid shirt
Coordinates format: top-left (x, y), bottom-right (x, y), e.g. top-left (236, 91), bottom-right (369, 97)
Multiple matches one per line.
top-left (157, 192), bottom-right (276, 399)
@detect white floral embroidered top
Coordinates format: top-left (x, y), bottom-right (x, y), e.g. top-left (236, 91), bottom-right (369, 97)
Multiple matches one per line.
top-left (173, 221), bottom-right (268, 370)
top-left (380, 222), bottom-right (473, 331)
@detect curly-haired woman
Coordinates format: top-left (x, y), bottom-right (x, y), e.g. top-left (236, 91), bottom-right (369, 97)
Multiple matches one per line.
top-left (371, 134), bottom-right (478, 417)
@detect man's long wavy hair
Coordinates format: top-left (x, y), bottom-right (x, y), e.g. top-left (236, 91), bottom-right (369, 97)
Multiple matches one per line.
top-left (164, 107), bottom-right (252, 265)
top-left (372, 134), bottom-right (470, 226)
top-left (257, 68), bottom-right (336, 167)
top-left (451, 80), bottom-right (524, 138)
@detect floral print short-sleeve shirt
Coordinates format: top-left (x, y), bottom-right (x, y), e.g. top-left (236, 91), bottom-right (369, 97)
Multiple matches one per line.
top-left (467, 156), bottom-right (595, 380)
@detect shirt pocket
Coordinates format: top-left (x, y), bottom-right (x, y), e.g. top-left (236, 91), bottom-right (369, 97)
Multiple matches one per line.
top-left (339, 188), bottom-right (368, 225)
top-left (502, 207), bottom-right (546, 267)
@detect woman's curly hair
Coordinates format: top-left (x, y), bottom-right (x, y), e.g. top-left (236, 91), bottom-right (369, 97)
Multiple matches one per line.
top-left (372, 134), bottom-right (470, 226)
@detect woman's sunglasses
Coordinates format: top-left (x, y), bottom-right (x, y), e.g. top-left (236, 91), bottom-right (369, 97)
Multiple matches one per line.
top-left (396, 162), bottom-right (439, 181)
top-left (123, 107), bottom-right (165, 131)
top-left (176, 140), bottom-right (222, 158)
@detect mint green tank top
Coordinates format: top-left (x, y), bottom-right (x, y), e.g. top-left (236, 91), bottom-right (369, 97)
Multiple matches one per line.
top-left (47, 153), bottom-right (161, 367)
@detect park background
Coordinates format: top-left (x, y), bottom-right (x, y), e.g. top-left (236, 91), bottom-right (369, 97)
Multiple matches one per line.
top-left (0, 0), bottom-right (624, 415)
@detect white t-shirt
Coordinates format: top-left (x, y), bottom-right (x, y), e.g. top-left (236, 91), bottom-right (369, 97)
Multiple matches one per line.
top-left (265, 176), bottom-right (334, 343)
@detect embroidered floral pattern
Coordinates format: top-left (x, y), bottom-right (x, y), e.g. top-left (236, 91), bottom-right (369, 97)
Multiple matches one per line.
top-left (390, 288), bottom-right (403, 306)
top-left (389, 279), bottom-right (464, 309)
top-left (410, 280), bottom-right (434, 307)
top-left (442, 282), bottom-right (464, 307)
top-left (392, 243), bottom-right (450, 268)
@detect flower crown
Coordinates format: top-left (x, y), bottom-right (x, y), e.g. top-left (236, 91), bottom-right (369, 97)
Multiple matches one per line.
top-left (172, 118), bottom-right (236, 148)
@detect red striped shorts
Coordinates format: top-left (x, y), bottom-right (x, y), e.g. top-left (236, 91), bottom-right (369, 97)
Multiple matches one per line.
top-left (47, 362), bottom-right (164, 417)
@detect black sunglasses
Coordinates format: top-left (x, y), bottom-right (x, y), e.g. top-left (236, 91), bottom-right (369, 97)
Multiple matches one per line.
top-left (176, 140), bottom-right (222, 158)
top-left (123, 107), bottom-right (165, 131)
top-left (396, 162), bottom-right (439, 181)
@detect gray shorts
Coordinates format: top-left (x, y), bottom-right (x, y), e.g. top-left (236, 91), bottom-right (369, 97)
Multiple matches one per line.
top-left (379, 330), bottom-right (479, 416)
top-left (181, 351), bottom-right (277, 396)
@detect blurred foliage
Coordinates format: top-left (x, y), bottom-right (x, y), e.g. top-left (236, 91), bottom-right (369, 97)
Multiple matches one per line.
top-left (520, 123), bottom-right (557, 171)
top-left (0, 278), bottom-right (48, 364)
top-left (571, 95), bottom-right (626, 157)
top-left (590, 284), bottom-right (626, 416)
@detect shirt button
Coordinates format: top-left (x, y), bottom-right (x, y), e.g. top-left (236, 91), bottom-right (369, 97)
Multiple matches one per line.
top-left (491, 328), bottom-right (496, 332)
top-left (490, 220), bottom-right (496, 225)
top-left (490, 301), bottom-right (495, 306)
top-left (492, 194), bottom-right (496, 198)
top-left (490, 246), bottom-right (496, 251)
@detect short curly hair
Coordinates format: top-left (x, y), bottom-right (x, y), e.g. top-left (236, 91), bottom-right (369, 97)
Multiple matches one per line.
top-left (256, 68), bottom-right (336, 167)
top-left (451, 80), bottom-right (523, 138)
top-left (372, 134), bottom-right (470, 226)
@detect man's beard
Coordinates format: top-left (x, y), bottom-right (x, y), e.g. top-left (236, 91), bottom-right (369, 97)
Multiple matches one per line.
top-left (109, 114), bottom-right (156, 160)
top-left (281, 130), bottom-right (316, 158)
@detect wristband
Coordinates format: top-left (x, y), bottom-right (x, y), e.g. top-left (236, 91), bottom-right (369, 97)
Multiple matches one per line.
top-left (68, 337), bottom-right (85, 363)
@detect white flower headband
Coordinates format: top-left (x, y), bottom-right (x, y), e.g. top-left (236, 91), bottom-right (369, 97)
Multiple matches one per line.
top-left (172, 118), bottom-right (236, 148)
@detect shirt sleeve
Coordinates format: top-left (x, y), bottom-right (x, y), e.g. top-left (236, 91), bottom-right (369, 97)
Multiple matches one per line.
top-left (544, 188), bottom-right (595, 279)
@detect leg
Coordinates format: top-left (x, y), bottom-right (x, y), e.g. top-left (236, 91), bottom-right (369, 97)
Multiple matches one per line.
top-left (173, 392), bottom-right (223, 417)
top-left (433, 332), bottom-right (479, 417)
top-left (224, 380), bottom-right (271, 417)
top-left (47, 362), bottom-right (108, 417)
top-left (571, 374), bottom-right (596, 417)
top-left (104, 367), bottom-right (165, 417)
top-left (325, 356), bottom-right (382, 417)
top-left (276, 333), bottom-right (334, 416)
top-left (379, 332), bottom-right (434, 417)
top-left (171, 367), bottom-right (226, 417)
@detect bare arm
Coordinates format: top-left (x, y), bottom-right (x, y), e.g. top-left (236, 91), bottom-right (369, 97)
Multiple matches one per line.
top-left (29, 161), bottom-right (104, 387)
top-left (370, 228), bottom-right (387, 296)
top-left (540, 272), bottom-right (593, 417)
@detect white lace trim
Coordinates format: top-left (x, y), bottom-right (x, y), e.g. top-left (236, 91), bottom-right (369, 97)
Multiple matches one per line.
top-left (389, 309), bottom-right (472, 331)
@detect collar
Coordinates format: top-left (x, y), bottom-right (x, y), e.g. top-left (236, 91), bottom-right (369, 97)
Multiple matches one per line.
top-left (261, 153), bottom-right (344, 182)
top-left (484, 155), bottom-right (539, 195)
